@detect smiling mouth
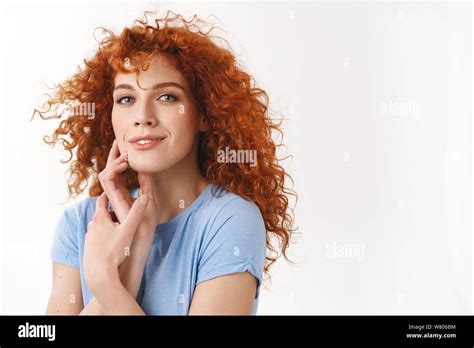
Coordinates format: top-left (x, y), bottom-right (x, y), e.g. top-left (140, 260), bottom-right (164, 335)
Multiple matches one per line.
top-left (129, 135), bottom-right (166, 151)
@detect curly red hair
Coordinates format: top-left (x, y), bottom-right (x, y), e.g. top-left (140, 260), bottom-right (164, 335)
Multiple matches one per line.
top-left (34, 11), bottom-right (297, 283)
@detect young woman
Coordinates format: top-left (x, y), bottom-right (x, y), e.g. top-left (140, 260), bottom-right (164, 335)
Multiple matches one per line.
top-left (39, 11), bottom-right (296, 315)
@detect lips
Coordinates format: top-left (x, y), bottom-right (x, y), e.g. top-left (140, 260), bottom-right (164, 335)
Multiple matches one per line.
top-left (128, 134), bottom-right (166, 151)
top-left (129, 134), bottom-right (166, 143)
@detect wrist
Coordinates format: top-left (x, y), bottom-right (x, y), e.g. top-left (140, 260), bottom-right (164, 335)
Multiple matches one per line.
top-left (96, 279), bottom-right (130, 314)
top-left (88, 265), bottom-right (121, 299)
top-left (118, 236), bottom-right (153, 295)
top-left (135, 223), bottom-right (156, 241)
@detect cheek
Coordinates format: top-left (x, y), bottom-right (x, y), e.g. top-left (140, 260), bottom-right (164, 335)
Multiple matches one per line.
top-left (111, 114), bottom-right (128, 153)
top-left (166, 112), bottom-right (199, 146)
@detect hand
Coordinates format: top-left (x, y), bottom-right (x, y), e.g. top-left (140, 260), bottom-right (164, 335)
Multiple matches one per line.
top-left (99, 140), bottom-right (159, 240)
top-left (98, 139), bottom-right (132, 223)
top-left (136, 173), bottom-right (160, 238)
top-left (83, 192), bottom-right (149, 297)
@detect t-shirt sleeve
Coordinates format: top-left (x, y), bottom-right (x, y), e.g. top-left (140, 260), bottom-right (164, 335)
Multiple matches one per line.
top-left (50, 204), bottom-right (81, 269)
top-left (196, 197), bottom-right (267, 299)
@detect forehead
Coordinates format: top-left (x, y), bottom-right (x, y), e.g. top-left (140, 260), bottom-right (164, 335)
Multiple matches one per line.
top-left (114, 54), bottom-right (189, 90)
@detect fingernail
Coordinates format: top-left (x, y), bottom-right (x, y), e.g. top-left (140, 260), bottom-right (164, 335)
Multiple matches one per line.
top-left (124, 153), bottom-right (129, 162)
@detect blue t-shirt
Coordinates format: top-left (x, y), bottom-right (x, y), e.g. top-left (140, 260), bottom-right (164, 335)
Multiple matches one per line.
top-left (50, 183), bottom-right (266, 315)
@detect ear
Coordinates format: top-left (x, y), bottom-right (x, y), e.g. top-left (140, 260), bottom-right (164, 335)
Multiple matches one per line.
top-left (198, 113), bottom-right (209, 132)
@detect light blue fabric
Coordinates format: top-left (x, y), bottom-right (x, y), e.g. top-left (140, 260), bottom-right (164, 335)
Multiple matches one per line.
top-left (50, 183), bottom-right (267, 315)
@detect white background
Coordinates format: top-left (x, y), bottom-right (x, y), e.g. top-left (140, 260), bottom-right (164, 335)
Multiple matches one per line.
top-left (0, 1), bottom-right (472, 314)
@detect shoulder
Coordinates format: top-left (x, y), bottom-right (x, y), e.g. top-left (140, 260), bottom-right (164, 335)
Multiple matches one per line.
top-left (194, 186), bottom-right (267, 292)
top-left (198, 185), bottom-right (265, 231)
top-left (57, 195), bottom-right (99, 234)
top-left (66, 196), bottom-right (98, 220)
top-left (207, 185), bottom-right (263, 219)
top-left (198, 185), bottom-right (266, 249)
top-left (51, 195), bottom-right (98, 267)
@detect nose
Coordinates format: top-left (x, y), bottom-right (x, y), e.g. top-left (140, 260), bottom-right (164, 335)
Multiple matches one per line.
top-left (134, 101), bottom-right (158, 128)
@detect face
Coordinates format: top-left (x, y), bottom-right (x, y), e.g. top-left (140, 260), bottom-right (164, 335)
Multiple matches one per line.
top-left (111, 54), bottom-right (207, 174)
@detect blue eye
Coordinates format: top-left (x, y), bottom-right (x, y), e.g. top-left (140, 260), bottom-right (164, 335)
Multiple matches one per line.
top-left (117, 96), bottom-right (135, 105)
top-left (159, 94), bottom-right (178, 102)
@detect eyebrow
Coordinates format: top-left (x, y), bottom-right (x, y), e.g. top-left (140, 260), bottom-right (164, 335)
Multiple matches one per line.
top-left (113, 82), bottom-right (186, 92)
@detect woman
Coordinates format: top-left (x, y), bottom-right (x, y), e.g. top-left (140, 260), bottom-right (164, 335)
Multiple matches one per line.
top-left (38, 11), bottom-right (296, 315)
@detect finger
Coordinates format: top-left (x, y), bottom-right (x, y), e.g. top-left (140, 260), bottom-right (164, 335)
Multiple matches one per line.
top-left (106, 139), bottom-right (121, 165)
top-left (95, 192), bottom-right (111, 220)
top-left (121, 194), bottom-right (149, 235)
top-left (138, 173), bottom-right (154, 198)
top-left (100, 170), bottom-right (132, 224)
top-left (102, 149), bottom-right (128, 187)
top-left (100, 141), bottom-right (132, 224)
top-left (110, 155), bottom-right (129, 174)
top-left (100, 159), bottom-right (128, 191)
top-left (105, 160), bottom-right (131, 218)
top-left (105, 160), bottom-right (128, 184)
top-left (112, 152), bottom-right (128, 166)
top-left (110, 192), bottom-right (132, 224)
top-left (100, 151), bottom-right (129, 199)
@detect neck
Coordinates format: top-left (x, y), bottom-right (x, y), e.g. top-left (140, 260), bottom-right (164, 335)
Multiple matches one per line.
top-left (139, 153), bottom-right (209, 224)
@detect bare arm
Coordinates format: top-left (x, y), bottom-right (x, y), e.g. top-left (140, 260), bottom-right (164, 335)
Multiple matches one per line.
top-left (47, 260), bottom-right (258, 315)
top-left (46, 262), bottom-right (84, 315)
top-left (47, 241), bottom-right (151, 316)
top-left (47, 218), bottom-right (153, 316)
top-left (84, 266), bottom-right (146, 315)
top-left (45, 262), bottom-right (106, 315)
top-left (188, 272), bottom-right (258, 315)
top-left (79, 296), bottom-right (102, 315)
top-left (79, 270), bottom-right (147, 316)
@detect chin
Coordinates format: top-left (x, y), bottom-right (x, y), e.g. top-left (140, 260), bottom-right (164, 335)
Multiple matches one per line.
top-left (128, 158), bottom-right (174, 174)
